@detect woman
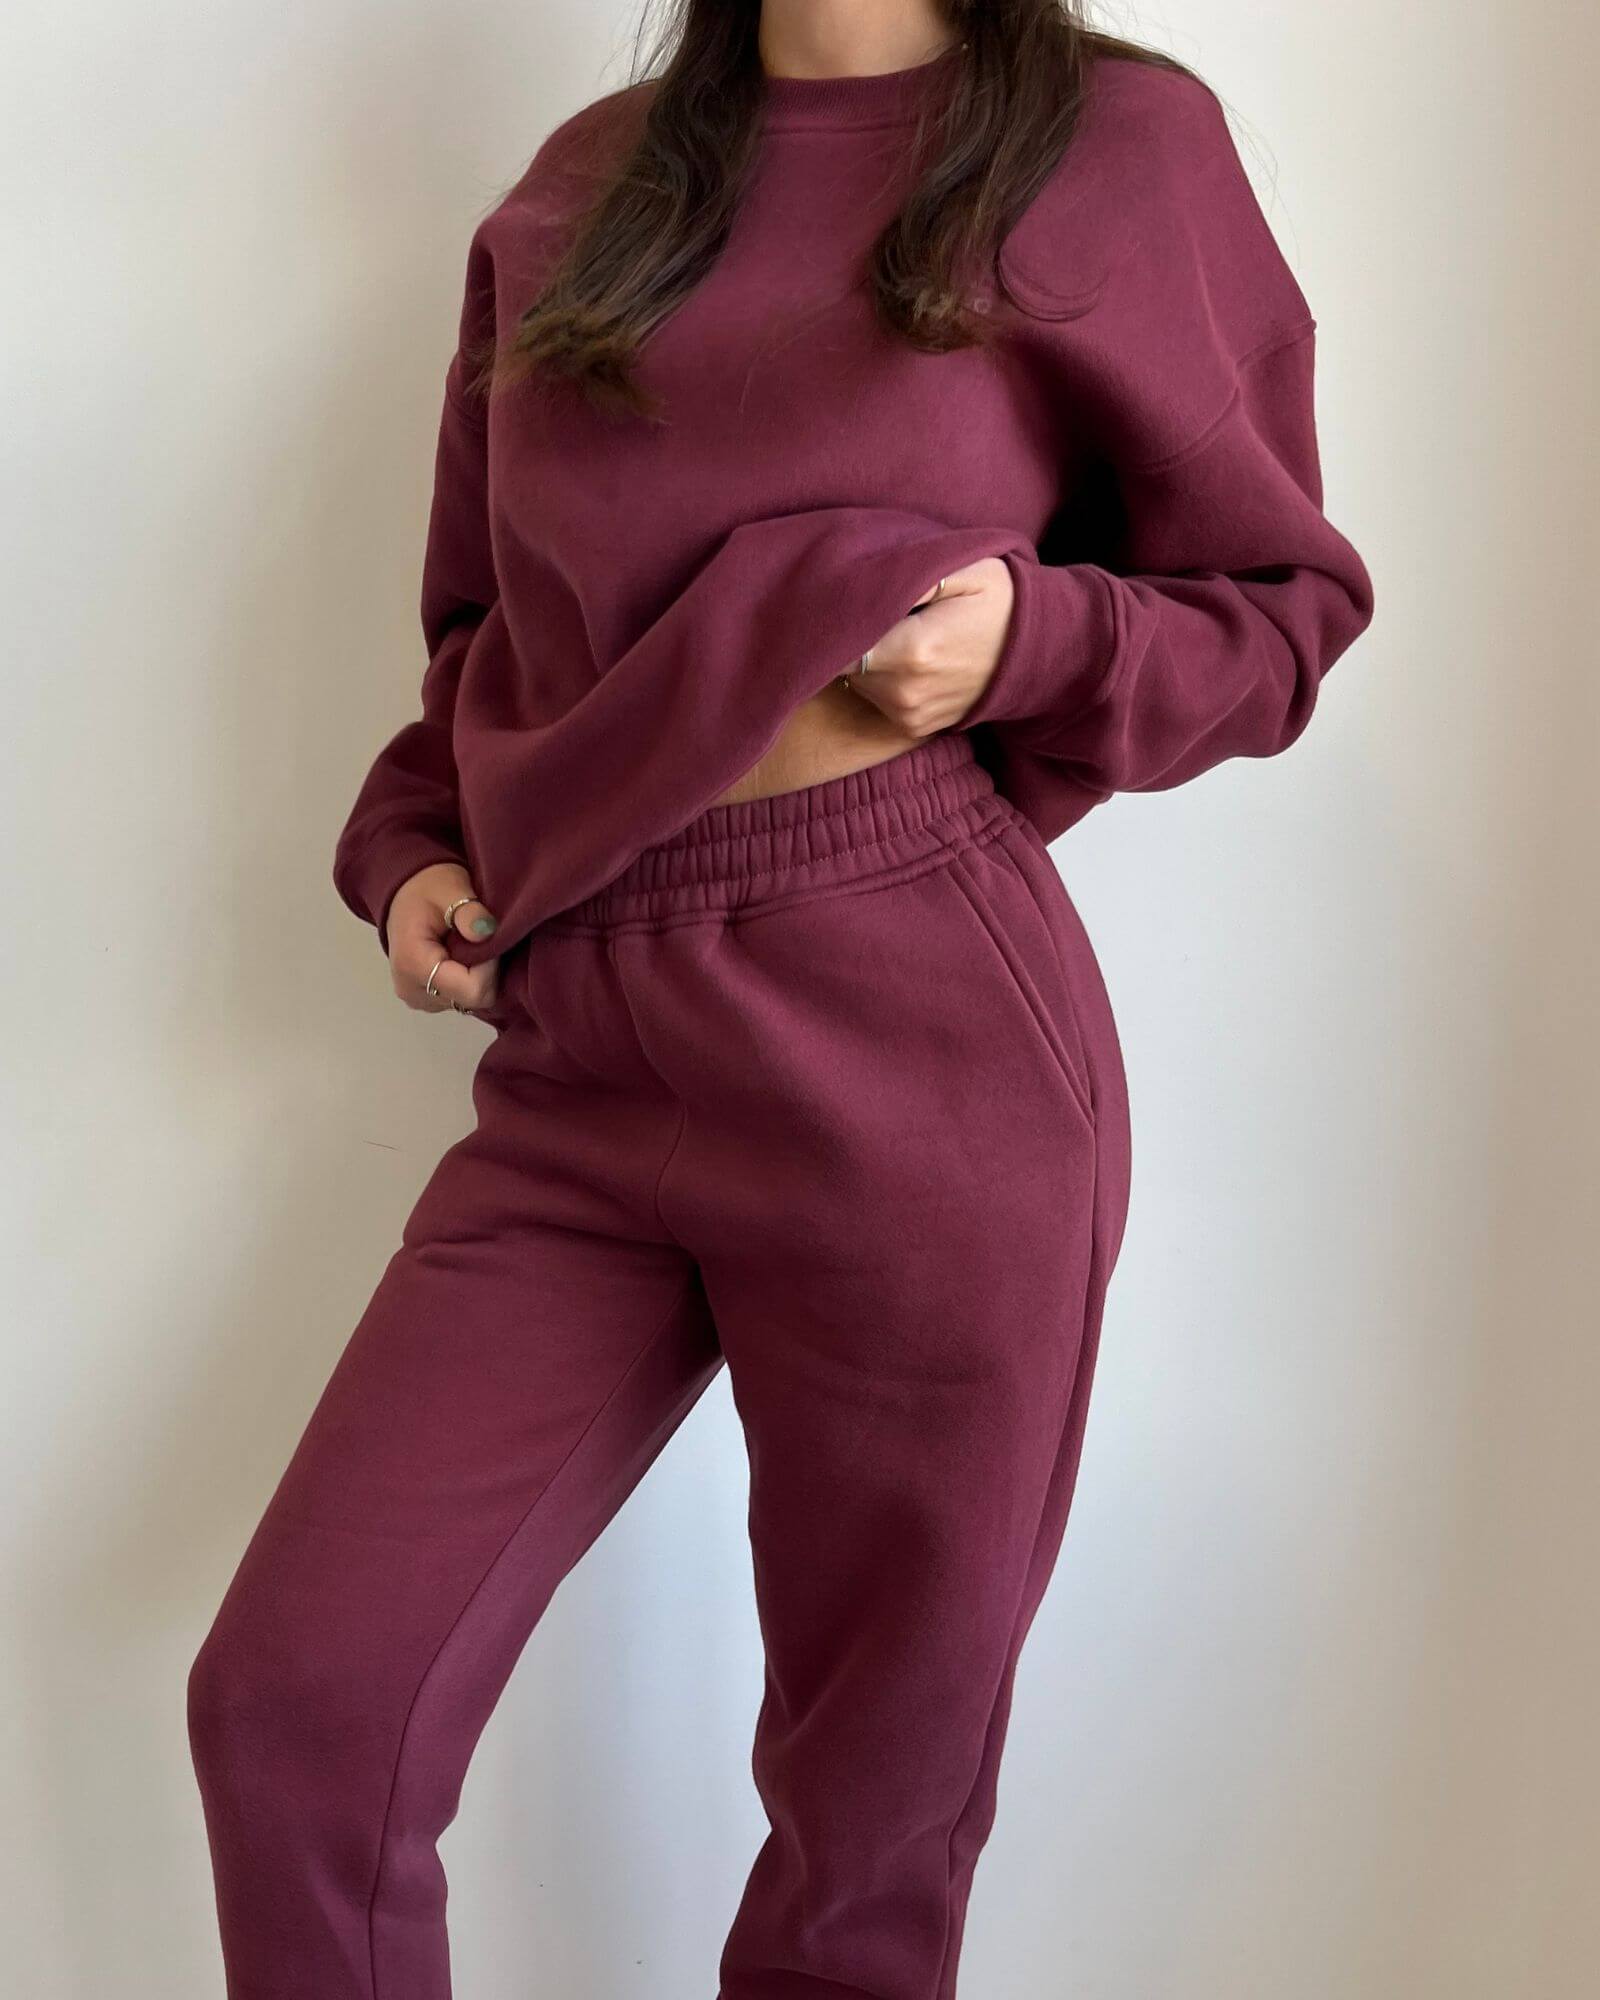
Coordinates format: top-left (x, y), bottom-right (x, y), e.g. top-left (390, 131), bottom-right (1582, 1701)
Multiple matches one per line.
top-left (189, 2), bottom-right (1373, 1994)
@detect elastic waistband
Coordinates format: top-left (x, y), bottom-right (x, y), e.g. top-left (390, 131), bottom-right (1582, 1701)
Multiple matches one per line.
top-left (549, 732), bottom-right (1001, 931)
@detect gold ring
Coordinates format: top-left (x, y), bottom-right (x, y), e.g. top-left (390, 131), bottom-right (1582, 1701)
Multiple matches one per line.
top-left (442, 894), bottom-right (477, 926)
top-left (425, 958), bottom-right (445, 999)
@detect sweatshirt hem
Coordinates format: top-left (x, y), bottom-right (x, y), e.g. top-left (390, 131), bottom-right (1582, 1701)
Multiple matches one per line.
top-left (336, 827), bottom-right (469, 955)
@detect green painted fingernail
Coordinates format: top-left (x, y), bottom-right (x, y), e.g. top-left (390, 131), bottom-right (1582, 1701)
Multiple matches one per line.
top-left (471, 915), bottom-right (497, 938)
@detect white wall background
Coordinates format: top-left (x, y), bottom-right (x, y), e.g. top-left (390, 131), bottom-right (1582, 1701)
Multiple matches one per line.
top-left (4, 2), bottom-right (1597, 1994)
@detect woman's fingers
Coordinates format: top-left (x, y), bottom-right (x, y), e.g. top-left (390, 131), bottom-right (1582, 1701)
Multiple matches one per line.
top-left (391, 934), bottom-right (469, 1013)
top-left (395, 950), bottom-right (497, 1015)
top-left (416, 954), bottom-right (495, 1013)
top-left (871, 560), bottom-right (988, 661)
top-left (451, 960), bottom-right (501, 1015)
top-left (440, 893), bottom-right (500, 1014)
top-left (847, 558), bottom-right (1012, 735)
top-left (910, 564), bottom-right (982, 610)
top-left (387, 869), bottom-right (502, 1015)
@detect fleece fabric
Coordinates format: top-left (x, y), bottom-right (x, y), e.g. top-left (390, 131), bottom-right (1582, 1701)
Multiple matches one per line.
top-left (192, 735), bottom-right (1133, 1999)
top-left (330, 45), bottom-right (1373, 963)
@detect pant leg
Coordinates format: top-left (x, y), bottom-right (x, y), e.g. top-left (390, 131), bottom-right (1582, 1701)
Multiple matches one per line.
top-left (611, 793), bottom-right (1131, 2000)
top-left (187, 999), bottom-right (722, 2000)
top-left (926, 815), bottom-right (1132, 1998)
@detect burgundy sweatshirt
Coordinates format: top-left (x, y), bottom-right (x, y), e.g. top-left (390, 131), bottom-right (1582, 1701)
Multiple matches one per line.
top-left (333, 47), bottom-right (1374, 965)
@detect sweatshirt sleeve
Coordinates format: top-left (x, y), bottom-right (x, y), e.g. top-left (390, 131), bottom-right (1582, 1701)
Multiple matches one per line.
top-left (959, 71), bottom-right (1374, 794)
top-left (331, 236), bottom-right (498, 953)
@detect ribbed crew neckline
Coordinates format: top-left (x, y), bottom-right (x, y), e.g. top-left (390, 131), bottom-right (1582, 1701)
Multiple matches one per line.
top-left (760, 40), bottom-right (965, 130)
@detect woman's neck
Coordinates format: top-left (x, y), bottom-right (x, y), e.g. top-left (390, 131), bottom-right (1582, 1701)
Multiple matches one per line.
top-left (757, 0), bottom-right (958, 81)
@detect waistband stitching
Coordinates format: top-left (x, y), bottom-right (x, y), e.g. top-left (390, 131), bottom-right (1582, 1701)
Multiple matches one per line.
top-left (549, 792), bottom-right (1005, 933)
top-left (548, 806), bottom-right (1014, 941)
top-left (561, 762), bottom-right (989, 910)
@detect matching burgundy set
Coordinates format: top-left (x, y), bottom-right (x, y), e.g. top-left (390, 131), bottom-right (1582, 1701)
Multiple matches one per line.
top-left (190, 46), bottom-right (1372, 1999)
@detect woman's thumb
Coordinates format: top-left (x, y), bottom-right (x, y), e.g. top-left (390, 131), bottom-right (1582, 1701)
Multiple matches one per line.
top-left (447, 893), bottom-right (498, 941)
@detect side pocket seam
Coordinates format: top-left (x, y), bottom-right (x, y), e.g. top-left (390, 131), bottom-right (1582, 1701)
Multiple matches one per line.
top-left (944, 850), bottom-right (1096, 1133)
top-left (994, 822), bottom-right (1098, 1122)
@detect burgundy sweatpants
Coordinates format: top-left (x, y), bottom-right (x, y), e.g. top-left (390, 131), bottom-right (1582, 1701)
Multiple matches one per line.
top-left (188, 733), bottom-right (1132, 1999)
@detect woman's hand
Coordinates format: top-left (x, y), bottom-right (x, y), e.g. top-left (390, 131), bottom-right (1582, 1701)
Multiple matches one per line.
top-left (844, 556), bottom-right (1016, 736)
top-left (387, 862), bottom-right (500, 1015)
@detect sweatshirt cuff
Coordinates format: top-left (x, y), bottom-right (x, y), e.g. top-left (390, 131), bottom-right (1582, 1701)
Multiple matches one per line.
top-left (959, 552), bottom-right (1118, 734)
top-left (334, 826), bottom-right (468, 957)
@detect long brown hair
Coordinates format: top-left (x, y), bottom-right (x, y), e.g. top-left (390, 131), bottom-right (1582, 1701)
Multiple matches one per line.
top-left (481, 3), bottom-right (1191, 416)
